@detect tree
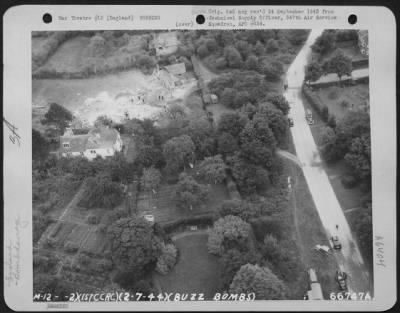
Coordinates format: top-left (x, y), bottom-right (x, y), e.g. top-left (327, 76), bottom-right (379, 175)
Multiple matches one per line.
top-left (326, 49), bottom-right (353, 81)
top-left (94, 115), bottom-right (114, 127)
top-left (156, 243), bottom-right (178, 275)
top-left (266, 39), bottom-right (279, 53)
top-left (162, 135), bottom-right (195, 172)
top-left (198, 155), bottom-right (226, 184)
top-left (254, 41), bottom-right (266, 56)
top-left (43, 103), bottom-right (73, 132)
top-left (224, 46), bottom-right (244, 68)
top-left (245, 55), bottom-right (259, 71)
top-left (217, 112), bottom-right (248, 137)
top-left (235, 40), bottom-right (251, 59)
top-left (220, 249), bottom-right (262, 289)
top-left (136, 144), bottom-right (164, 169)
top-left (107, 217), bottom-right (161, 272)
top-left (196, 44), bottom-right (209, 59)
top-left (168, 103), bottom-right (186, 120)
top-left (217, 132), bottom-right (239, 157)
top-left (254, 105), bottom-right (288, 145)
top-left (262, 61), bottom-right (284, 81)
top-left (345, 133), bottom-right (371, 181)
top-left (285, 30), bottom-right (310, 45)
top-left (311, 30), bottom-right (336, 55)
top-left (318, 126), bottom-right (340, 162)
top-left (137, 55), bottom-right (156, 74)
top-left (218, 199), bottom-right (266, 222)
top-left (174, 173), bottom-right (209, 210)
top-left (305, 60), bottom-right (323, 82)
top-left (227, 154), bottom-right (269, 194)
top-left (335, 111), bottom-right (370, 158)
top-left (229, 264), bottom-right (287, 300)
top-left (266, 94), bottom-right (290, 115)
top-left (233, 91), bottom-right (251, 109)
top-left (240, 115), bottom-right (277, 149)
top-left (240, 103), bottom-right (258, 120)
top-left (186, 118), bottom-right (215, 157)
top-left (140, 167), bottom-right (162, 192)
top-left (88, 34), bottom-right (108, 56)
top-left (79, 173), bottom-right (123, 209)
top-left (208, 215), bottom-right (252, 255)
top-left (33, 129), bottom-right (49, 161)
top-left (220, 88), bottom-right (238, 107)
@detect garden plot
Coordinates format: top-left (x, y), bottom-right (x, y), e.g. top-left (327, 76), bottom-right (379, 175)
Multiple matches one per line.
top-left (80, 231), bottom-right (111, 257)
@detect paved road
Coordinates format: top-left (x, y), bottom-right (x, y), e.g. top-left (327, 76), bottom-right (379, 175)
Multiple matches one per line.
top-left (284, 29), bottom-right (373, 296)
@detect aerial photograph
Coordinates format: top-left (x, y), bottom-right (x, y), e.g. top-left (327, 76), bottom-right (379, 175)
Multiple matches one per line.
top-left (32, 29), bottom-right (372, 301)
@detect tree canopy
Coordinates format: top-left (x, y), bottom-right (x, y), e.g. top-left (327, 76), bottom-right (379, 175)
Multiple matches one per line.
top-left (162, 135), bottom-right (195, 172)
top-left (107, 217), bottom-right (161, 272)
top-left (174, 173), bottom-right (209, 210)
top-left (229, 264), bottom-right (287, 300)
top-left (198, 155), bottom-right (227, 184)
top-left (208, 215), bottom-right (252, 255)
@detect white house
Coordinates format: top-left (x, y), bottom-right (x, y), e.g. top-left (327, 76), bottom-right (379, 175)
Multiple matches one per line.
top-left (59, 126), bottom-right (123, 160)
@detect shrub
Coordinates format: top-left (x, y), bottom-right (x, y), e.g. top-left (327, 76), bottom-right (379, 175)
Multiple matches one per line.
top-left (156, 243), bottom-right (178, 275)
top-left (86, 213), bottom-right (100, 225)
top-left (341, 173), bottom-right (359, 189)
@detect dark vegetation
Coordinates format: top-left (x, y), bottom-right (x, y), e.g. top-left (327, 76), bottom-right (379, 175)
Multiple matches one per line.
top-left (33, 29), bottom-right (312, 300)
top-left (305, 30), bottom-right (357, 82)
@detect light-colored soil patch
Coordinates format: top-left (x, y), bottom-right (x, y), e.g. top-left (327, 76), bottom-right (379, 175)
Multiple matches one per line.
top-left (155, 232), bottom-right (221, 299)
top-left (33, 68), bottom-right (198, 125)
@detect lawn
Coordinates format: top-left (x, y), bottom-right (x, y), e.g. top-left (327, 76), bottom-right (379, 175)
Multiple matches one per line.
top-left (155, 232), bottom-right (222, 299)
top-left (313, 84), bottom-right (369, 120)
top-left (136, 179), bottom-right (229, 224)
top-left (43, 36), bottom-right (91, 73)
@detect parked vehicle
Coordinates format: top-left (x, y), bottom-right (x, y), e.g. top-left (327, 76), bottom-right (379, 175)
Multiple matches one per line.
top-left (331, 236), bottom-right (342, 250)
top-left (314, 244), bottom-right (331, 255)
top-left (305, 109), bottom-right (314, 125)
top-left (288, 117), bottom-right (294, 127)
top-left (142, 212), bottom-right (155, 224)
top-left (305, 268), bottom-right (324, 300)
top-left (335, 270), bottom-right (348, 291)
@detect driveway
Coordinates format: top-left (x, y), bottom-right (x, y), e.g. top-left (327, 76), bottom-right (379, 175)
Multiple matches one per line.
top-left (284, 29), bottom-right (373, 295)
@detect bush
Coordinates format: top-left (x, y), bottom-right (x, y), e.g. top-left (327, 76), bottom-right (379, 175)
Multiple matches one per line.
top-left (64, 241), bottom-right (79, 253)
top-left (302, 84), bottom-right (333, 122)
top-left (162, 214), bottom-right (216, 234)
top-left (156, 243), bottom-right (178, 275)
top-left (86, 213), bottom-right (100, 225)
top-left (341, 173), bottom-right (359, 189)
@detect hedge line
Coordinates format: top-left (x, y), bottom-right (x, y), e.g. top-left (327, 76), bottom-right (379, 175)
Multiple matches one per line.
top-left (161, 214), bottom-right (216, 234)
top-left (302, 84), bottom-right (336, 127)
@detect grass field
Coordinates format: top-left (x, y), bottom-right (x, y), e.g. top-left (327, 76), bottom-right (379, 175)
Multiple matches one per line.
top-left (43, 36), bottom-right (91, 73)
top-left (155, 232), bottom-right (221, 299)
top-left (313, 84), bottom-right (369, 120)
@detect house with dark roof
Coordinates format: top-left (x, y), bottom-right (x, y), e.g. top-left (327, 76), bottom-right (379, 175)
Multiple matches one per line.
top-left (59, 126), bottom-right (123, 160)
